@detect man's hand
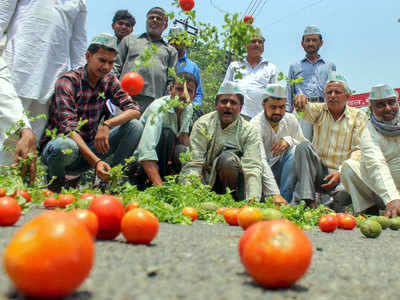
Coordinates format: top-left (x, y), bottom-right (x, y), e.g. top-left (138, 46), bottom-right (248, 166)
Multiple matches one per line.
top-left (178, 132), bottom-right (190, 146)
top-left (321, 171), bottom-right (340, 192)
top-left (272, 194), bottom-right (288, 205)
top-left (294, 94), bottom-right (308, 111)
top-left (95, 160), bottom-right (111, 182)
top-left (14, 128), bottom-right (36, 184)
top-left (385, 199), bottom-right (400, 218)
top-left (270, 138), bottom-right (289, 157)
top-left (94, 125), bottom-right (110, 154)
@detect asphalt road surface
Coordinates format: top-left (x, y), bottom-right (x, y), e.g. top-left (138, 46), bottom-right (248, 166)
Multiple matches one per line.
top-left (0, 208), bottom-right (399, 300)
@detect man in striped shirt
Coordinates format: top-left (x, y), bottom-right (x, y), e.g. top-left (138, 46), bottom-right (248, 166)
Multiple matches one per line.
top-left (293, 72), bottom-right (368, 211)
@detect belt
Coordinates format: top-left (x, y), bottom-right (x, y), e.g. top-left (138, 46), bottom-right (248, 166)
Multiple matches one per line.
top-left (308, 97), bottom-right (325, 103)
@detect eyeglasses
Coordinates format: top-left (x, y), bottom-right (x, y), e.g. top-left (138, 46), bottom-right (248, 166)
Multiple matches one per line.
top-left (147, 15), bottom-right (165, 22)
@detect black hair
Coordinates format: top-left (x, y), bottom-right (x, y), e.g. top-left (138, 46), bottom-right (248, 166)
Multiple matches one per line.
top-left (87, 44), bottom-right (117, 55)
top-left (147, 7), bottom-right (166, 16)
top-left (112, 10), bottom-right (136, 27)
top-left (173, 72), bottom-right (198, 88)
top-left (302, 34), bottom-right (323, 42)
top-left (215, 94), bottom-right (244, 106)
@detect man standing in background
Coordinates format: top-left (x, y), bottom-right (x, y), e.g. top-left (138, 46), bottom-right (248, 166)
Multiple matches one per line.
top-left (112, 10), bottom-right (135, 45)
top-left (286, 25), bottom-right (336, 140)
top-left (114, 7), bottom-right (178, 113)
top-left (168, 26), bottom-right (203, 107)
top-left (0, 0), bottom-right (87, 166)
top-left (223, 34), bottom-right (277, 120)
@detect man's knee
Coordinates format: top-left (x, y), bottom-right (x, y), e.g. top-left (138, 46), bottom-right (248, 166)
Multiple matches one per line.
top-left (295, 141), bottom-right (312, 156)
top-left (216, 151), bottom-right (240, 182)
top-left (340, 163), bottom-right (354, 184)
top-left (42, 137), bottom-right (79, 164)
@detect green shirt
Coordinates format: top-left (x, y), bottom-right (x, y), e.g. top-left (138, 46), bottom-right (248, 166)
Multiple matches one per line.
top-left (114, 33), bottom-right (178, 99)
top-left (135, 96), bottom-right (193, 162)
top-left (181, 111), bottom-right (263, 200)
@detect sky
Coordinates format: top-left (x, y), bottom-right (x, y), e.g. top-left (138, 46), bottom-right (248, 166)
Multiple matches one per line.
top-left (86, 0), bottom-right (400, 93)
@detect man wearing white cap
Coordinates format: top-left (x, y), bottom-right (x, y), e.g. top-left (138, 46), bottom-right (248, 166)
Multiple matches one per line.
top-left (180, 81), bottom-right (264, 201)
top-left (293, 72), bottom-right (367, 211)
top-left (40, 34), bottom-right (143, 192)
top-left (251, 83), bottom-right (306, 203)
top-left (287, 25), bottom-right (336, 140)
top-left (341, 84), bottom-right (400, 217)
top-left (223, 34), bottom-right (277, 120)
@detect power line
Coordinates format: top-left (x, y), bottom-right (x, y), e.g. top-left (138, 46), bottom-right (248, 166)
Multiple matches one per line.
top-left (249, 0), bottom-right (263, 16)
top-left (243, 0), bottom-right (258, 17)
top-left (255, 0), bottom-right (268, 18)
top-left (265, 0), bottom-right (325, 28)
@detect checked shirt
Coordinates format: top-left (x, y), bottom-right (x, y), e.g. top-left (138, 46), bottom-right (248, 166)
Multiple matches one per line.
top-left (40, 66), bottom-right (138, 148)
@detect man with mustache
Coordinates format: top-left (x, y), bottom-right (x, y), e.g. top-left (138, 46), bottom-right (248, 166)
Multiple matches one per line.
top-left (114, 7), bottom-right (178, 113)
top-left (223, 35), bottom-right (277, 120)
top-left (133, 72), bottom-right (196, 187)
top-left (293, 72), bottom-right (367, 211)
top-left (341, 84), bottom-right (400, 217)
top-left (287, 26), bottom-right (336, 140)
top-left (40, 34), bottom-right (143, 192)
top-left (112, 10), bottom-right (135, 45)
top-left (251, 84), bottom-right (306, 203)
top-left (180, 82), bottom-right (263, 201)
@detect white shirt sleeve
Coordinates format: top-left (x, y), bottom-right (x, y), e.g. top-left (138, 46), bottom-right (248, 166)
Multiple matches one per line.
top-left (259, 138), bottom-right (280, 196)
top-left (0, 0), bottom-right (17, 34)
top-left (70, 0), bottom-right (88, 69)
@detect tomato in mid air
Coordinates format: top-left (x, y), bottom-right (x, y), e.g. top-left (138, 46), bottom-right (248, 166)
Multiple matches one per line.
top-left (243, 15), bottom-right (254, 24)
top-left (120, 72), bottom-right (144, 96)
top-left (179, 0), bottom-right (195, 11)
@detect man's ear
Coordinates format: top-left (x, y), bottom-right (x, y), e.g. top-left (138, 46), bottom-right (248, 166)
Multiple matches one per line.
top-left (85, 51), bottom-right (91, 61)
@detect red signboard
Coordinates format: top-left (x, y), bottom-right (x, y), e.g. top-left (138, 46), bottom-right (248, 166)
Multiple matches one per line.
top-left (348, 88), bottom-right (400, 107)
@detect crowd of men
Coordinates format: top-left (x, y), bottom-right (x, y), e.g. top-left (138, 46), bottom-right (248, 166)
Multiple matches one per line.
top-left (1, 2), bottom-right (399, 218)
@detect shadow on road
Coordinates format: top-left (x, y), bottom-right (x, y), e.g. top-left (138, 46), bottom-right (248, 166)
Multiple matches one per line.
top-left (6, 288), bottom-right (92, 299)
top-left (241, 278), bottom-right (309, 293)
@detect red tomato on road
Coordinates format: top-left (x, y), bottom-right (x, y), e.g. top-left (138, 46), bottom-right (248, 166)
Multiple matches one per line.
top-left (318, 214), bottom-right (338, 233)
top-left (243, 15), bottom-right (254, 24)
top-left (42, 190), bottom-right (53, 197)
top-left (120, 72), bottom-right (144, 96)
top-left (69, 209), bottom-right (99, 238)
top-left (240, 220), bottom-right (312, 288)
top-left (58, 194), bottom-right (76, 208)
top-left (43, 197), bottom-right (59, 210)
top-left (0, 196), bottom-right (21, 226)
top-left (182, 207), bottom-right (198, 221)
top-left (125, 201), bottom-right (140, 212)
top-left (0, 188), bottom-right (6, 197)
top-left (121, 208), bottom-right (159, 244)
top-left (89, 195), bottom-right (125, 240)
top-left (179, 0), bottom-right (195, 11)
top-left (12, 190), bottom-right (31, 203)
top-left (338, 215), bottom-right (357, 230)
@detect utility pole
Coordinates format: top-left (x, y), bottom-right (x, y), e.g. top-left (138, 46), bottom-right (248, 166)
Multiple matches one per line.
top-left (173, 18), bottom-right (198, 36)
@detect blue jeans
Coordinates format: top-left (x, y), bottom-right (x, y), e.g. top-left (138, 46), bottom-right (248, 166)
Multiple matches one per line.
top-left (41, 120), bottom-right (143, 178)
top-left (271, 146), bottom-right (296, 203)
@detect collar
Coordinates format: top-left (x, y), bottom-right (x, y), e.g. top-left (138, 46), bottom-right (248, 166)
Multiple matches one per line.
top-left (82, 65), bottom-right (106, 91)
top-left (178, 53), bottom-right (188, 62)
top-left (139, 32), bottom-right (168, 45)
top-left (301, 55), bottom-right (325, 64)
top-left (322, 103), bottom-right (350, 120)
top-left (245, 56), bottom-right (269, 67)
top-left (219, 115), bottom-right (240, 131)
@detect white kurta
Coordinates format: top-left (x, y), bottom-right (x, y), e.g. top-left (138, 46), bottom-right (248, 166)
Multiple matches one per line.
top-left (250, 112), bottom-right (306, 196)
top-left (342, 121), bottom-right (400, 213)
top-left (0, 0), bottom-right (87, 103)
top-left (223, 58), bottom-right (277, 118)
top-left (0, 36), bottom-right (30, 164)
